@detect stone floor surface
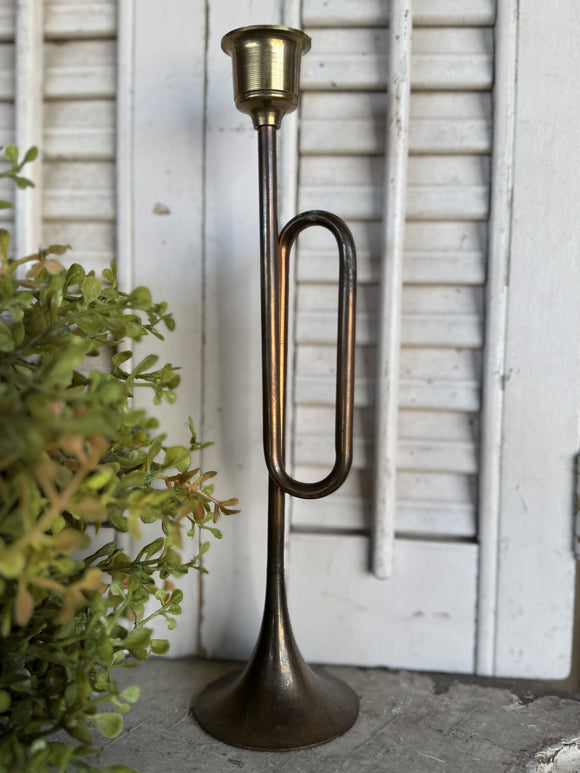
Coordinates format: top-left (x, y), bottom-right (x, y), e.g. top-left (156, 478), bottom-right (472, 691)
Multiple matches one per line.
top-left (92, 658), bottom-right (580, 773)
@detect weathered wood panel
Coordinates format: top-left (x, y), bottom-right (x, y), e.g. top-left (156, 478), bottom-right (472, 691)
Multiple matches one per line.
top-left (289, 535), bottom-right (478, 671)
top-left (302, 28), bottom-right (493, 91)
top-left (0, 0), bottom-right (14, 43)
top-left (0, 44), bottom-right (14, 99)
top-left (44, 100), bottom-right (114, 160)
top-left (45, 0), bottom-right (116, 39)
top-left (303, 0), bottom-right (496, 27)
top-left (44, 41), bottom-right (116, 98)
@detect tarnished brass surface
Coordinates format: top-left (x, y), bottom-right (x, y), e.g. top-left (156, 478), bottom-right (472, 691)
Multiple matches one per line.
top-left (193, 26), bottom-right (358, 751)
top-left (221, 25), bottom-right (310, 128)
top-left (193, 490), bottom-right (359, 749)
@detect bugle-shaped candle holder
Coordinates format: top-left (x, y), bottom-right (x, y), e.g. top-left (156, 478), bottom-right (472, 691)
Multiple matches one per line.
top-left (192, 25), bottom-right (358, 750)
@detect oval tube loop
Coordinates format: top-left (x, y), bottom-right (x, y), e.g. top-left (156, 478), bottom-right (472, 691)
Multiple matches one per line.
top-left (267, 210), bottom-right (357, 500)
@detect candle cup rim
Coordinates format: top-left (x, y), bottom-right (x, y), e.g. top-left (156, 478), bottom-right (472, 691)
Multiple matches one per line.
top-left (221, 25), bottom-right (311, 56)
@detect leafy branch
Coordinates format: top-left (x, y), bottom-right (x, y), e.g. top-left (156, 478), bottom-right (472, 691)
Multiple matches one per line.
top-left (0, 147), bottom-right (238, 773)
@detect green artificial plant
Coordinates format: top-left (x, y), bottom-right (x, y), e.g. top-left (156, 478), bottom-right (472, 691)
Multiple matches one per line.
top-left (0, 146), bottom-right (238, 772)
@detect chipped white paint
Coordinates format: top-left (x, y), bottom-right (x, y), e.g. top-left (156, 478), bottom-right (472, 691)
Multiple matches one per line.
top-left (493, 0), bottom-right (580, 678)
top-left (22, 0), bottom-right (572, 675)
top-left (116, 0), bottom-right (134, 292)
top-left (370, 0), bottom-right (411, 578)
top-left (15, 0), bottom-right (43, 258)
top-left (475, 0), bottom-right (518, 677)
top-left (575, 452), bottom-right (580, 560)
top-left (45, 0), bottom-right (117, 39)
top-left (125, 0), bottom-right (208, 656)
top-left (301, 28), bottom-right (493, 91)
top-left (302, 0), bottom-right (495, 27)
top-left (289, 534), bottom-right (478, 671)
top-left (527, 738), bottom-right (580, 773)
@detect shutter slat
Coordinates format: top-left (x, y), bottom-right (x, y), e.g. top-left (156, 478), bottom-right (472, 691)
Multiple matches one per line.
top-left (296, 406), bottom-right (479, 443)
top-left (295, 436), bottom-right (477, 473)
top-left (292, 498), bottom-right (476, 539)
top-left (302, 118), bottom-right (492, 155)
top-left (296, 376), bottom-right (480, 412)
top-left (301, 155), bottom-right (489, 184)
top-left (297, 312), bottom-right (483, 347)
top-left (299, 186), bottom-right (489, 221)
top-left (291, 468), bottom-right (477, 536)
top-left (43, 161), bottom-right (115, 221)
top-left (0, 44), bottom-right (14, 99)
top-left (297, 346), bottom-right (481, 383)
top-left (302, 29), bottom-right (493, 91)
top-left (303, 0), bottom-right (495, 27)
top-left (303, 54), bottom-right (492, 91)
top-left (0, 3), bottom-right (14, 43)
top-left (297, 250), bottom-right (486, 285)
top-left (45, 42), bottom-right (116, 98)
top-left (0, 102), bottom-right (13, 131)
top-left (44, 127), bottom-right (114, 159)
top-left (45, 0), bottom-right (117, 39)
top-left (44, 100), bottom-right (115, 159)
top-left (300, 154), bottom-right (490, 221)
top-left (43, 221), bottom-right (114, 272)
top-left (43, 190), bottom-right (114, 221)
top-left (303, 92), bottom-right (492, 120)
top-left (298, 285), bottom-right (484, 315)
top-left (292, 17), bottom-right (490, 545)
top-left (298, 219), bottom-right (487, 252)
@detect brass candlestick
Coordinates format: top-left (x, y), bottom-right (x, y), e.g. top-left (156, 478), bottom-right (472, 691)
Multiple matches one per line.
top-left (192, 25), bottom-right (358, 751)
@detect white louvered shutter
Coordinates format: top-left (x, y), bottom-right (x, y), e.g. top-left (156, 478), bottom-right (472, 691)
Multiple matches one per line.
top-left (0, 0), bottom-right (117, 271)
top-left (2, 0), bottom-right (119, 552)
top-left (178, 0), bottom-right (579, 678)
top-left (43, 0), bottom-right (117, 275)
top-left (24, 0), bottom-right (575, 677)
top-left (285, 0), bottom-right (492, 673)
top-left (0, 1), bottom-right (15, 222)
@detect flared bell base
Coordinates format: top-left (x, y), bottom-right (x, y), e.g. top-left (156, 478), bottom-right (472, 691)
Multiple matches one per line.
top-left (192, 660), bottom-right (359, 751)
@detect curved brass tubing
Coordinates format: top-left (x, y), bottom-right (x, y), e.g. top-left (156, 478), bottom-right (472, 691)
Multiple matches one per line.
top-left (259, 125), bottom-right (357, 501)
top-left (192, 26), bottom-right (359, 752)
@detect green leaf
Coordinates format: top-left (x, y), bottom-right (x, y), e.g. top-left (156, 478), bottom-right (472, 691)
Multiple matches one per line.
top-left (123, 627), bottom-right (151, 650)
top-left (117, 469), bottom-right (148, 489)
top-left (0, 332), bottom-right (14, 352)
top-left (0, 228), bottom-right (10, 261)
top-left (0, 689), bottom-right (11, 712)
top-left (102, 260), bottom-right (118, 287)
top-left (103, 765), bottom-right (138, 773)
top-left (131, 354), bottom-right (158, 377)
top-left (76, 315), bottom-right (105, 336)
top-left (13, 175), bottom-right (34, 190)
top-left (47, 343), bottom-right (88, 385)
top-left (67, 721), bottom-right (93, 746)
top-left (112, 350), bottom-right (132, 367)
top-left (24, 146), bottom-right (38, 163)
top-left (0, 547), bottom-right (26, 578)
top-left (163, 445), bottom-right (191, 472)
top-left (4, 144), bottom-right (18, 164)
top-left (128, 286), bottom-right (152, 310)
top-left (92, 712), bottom-right (124, 739)
top-left (170, 589), bottom-right (183, 605)
top-left (150, 639), bottom-right (170, 656)
top-left (119, 684), bottom-right (141, 703)
top-left (46, 243), bottom-right (71, 256)
top-left (106, 767), bottom-right (140, 773)
top-left (70, 496), bottom-right (108, 522)
top-left (65, 262), bottom-right (86, 287)
top-left (80, 274), bottom-right (102, 304)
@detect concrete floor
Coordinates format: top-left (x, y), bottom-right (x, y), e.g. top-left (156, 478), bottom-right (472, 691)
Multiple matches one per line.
top-left (91, 658), bottom-right (580, 772)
